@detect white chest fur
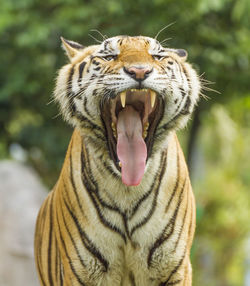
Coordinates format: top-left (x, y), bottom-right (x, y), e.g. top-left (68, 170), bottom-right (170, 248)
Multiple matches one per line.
top-left (68, 135), bottom-right (189, 285)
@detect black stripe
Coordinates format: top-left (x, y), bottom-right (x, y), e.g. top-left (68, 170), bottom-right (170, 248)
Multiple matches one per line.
top-left (64, 197), bottom-right (109, 272)
top-left (128, 185), bottom-right (154, 219)
top-left (55, 241), bottom-right (63, 286)
top-left (67, 65), bottom-right (75, 93)
top-left (128, 152), bottom-right (168, 219)
top-left (75, 111), bottom-right (103, 133)
top-left (81, 151), bottom-right (131, 223)
top-left (54, 241), bottom-right (59, 280)
top-left (81, 172), bottom-right (126, 242)
top-left (40, 200), bottom-right (49, 234)
top-left (55, 201), bottom-right (86, 285)
top-left (82, 146), bottom-right (125, 217)
top-left (147, 178), bottom-right (187, 268)
top-left (69, 142), bottom-right (87, 216)
top-left (161, 249), bottom-right (186, 285)
top-left (36, 245), bottom-right (46, 286)
top-left (83, 96), bottom-right (93, 119)
top-left (130, 151), bottom-right (167, 236)
top-left (174, 95), bottom-right (185, 114)
top-left (180, 96), bottom-right (191, 115)
top-left (122, 213), bottom-right (130, 238)
top-left (172, 192), bottom-right (188, 252)
top-left (176, 62), bottom-right (184, 84)
top-left (37, 264), bottom-right (46, 286)
top-left (103, 160), bottom-right (119, 179)
top-left (78, 61), bottom-right (86, 84)
top-left (182, 65), bottom-right (190, 84)
top-left (81, 145), bottom-right (127, 242)
top-left (67, 65), bottom-right (76, 115)
top-left (92, 59), bottom-right (100, 66)
top-left (182, 65), bottom-right (192, 98)
top-left (60, 262), bottom-right (63, 286)
top-left (187, 193), bottom-right (194, 238)
top-left (54, 234), bottom-right (58, 283)
top-left (47, 193), bottom-right (54, 285)
top-left (36, 204), bottom-right (48, 286)
top-left (159, 279), bottom-right (182, 286)
top-left (168, 280), bottom-right (182, 285)
top-left (180, 89), bottom-right (186, 98)
top-left (94, 66), bottom-right (101, 71)
top-left (104, 40), bottom-right (109, 50)
top-left (83, 130), bottom-right (106, 143)
top-left (60, 195), bottom-right (86, 268)
top-left (165, 149), bottom-right (180, 213)
top-left (129, 271), bottom-right (136, 286)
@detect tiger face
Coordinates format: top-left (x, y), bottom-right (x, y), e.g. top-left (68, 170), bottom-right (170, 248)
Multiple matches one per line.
top-left (55, 36), bottom-right (200, 186)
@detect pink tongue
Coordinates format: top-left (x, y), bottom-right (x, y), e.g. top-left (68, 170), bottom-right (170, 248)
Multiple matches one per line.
top-left (117, 106), bottom-right (147, 186)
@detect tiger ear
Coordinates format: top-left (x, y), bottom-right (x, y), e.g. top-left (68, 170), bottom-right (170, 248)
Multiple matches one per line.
top-left (167, 48), bottom-right (188, 61)
top-left (175, 49), bottom-right (188, 60)
top-left (61, 37), bottom-right (84, 61)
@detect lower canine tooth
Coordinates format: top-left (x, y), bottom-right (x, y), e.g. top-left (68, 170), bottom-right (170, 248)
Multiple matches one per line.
top-left (143, 122), bottom-right (149, 139)
top-left (111, 122), bottom-right (117, 138)
top-left (150, 91), bottom-right (156, 108)
top-left (120, 91), bottom-right (126, 108)
top-left (144, 122), bottom-right (149, 130)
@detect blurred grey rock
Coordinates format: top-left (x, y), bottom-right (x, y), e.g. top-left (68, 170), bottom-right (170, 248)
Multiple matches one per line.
top-left (0, 160), bottom-right (47, 286)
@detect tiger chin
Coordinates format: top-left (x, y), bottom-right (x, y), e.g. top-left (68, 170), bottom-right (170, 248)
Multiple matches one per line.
top-left (34, 35), bottom-right (201, 286)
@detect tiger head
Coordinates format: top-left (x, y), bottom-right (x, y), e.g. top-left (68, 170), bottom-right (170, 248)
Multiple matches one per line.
top-left (55, 35), bottom-right (201, 186)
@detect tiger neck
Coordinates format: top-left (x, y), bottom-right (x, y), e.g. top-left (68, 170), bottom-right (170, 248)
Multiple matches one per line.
top-left (58, 128), bottom-right (179, 213)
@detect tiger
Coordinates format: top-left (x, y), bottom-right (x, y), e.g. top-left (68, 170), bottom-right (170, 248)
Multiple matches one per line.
top-left (34, 35), bottom-right (201, 286)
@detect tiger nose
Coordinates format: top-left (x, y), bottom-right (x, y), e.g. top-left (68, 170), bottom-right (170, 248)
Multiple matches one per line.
top-left (123, 66), bottom-right (153, 81)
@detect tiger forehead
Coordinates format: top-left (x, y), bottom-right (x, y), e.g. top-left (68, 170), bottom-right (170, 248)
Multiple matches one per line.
top-left (118, 37), bottom-right (151, 48)
top-left (114, 37), bottom-right (155, 62)
top-left (119, 47), bottom-right (153, 63)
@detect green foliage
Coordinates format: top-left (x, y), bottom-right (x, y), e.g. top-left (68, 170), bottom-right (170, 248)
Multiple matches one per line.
top-left (0, 0), bottom-right (250, 284)
top-left (192, 103), bottom-right (250, 285)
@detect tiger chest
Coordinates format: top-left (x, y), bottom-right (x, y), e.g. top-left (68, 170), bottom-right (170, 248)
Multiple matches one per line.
top-left (74, 201), bottom-right (186, 286)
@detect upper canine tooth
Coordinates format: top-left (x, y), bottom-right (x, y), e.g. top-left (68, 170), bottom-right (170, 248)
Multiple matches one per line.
top-left (120, 91), bottom-right (126, 108)
top-left (150, 91), bottom-right (156, 108)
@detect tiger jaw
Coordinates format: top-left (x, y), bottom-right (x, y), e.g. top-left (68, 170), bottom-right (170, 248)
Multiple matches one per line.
top-left (101, 88), bottom-right (164, 185)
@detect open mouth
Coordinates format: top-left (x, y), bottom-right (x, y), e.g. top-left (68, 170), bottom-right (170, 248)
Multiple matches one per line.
top-left (101, 88), bottom-right (164, 186)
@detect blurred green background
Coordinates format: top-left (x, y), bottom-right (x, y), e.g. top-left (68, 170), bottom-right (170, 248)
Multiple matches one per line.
top-left (1, 0), bottom-right (250, 285)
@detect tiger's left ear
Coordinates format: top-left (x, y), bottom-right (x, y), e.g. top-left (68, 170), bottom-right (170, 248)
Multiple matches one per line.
top-left (61, 37), bottom-right (84, 61)
top-left (167, 48), bottom-right (188, 61)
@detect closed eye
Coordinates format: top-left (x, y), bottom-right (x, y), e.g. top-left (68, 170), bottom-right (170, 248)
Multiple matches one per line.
top-left (152, 55), bottom-right (165, 61)
top-left (102, 55), bottom-right (117, 61)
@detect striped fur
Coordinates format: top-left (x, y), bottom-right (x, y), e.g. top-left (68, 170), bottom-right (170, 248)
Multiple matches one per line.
top-left (35, 36), bottom-right (200, 285)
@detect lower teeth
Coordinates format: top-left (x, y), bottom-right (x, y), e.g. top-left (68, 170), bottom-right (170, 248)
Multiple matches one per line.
top-left (111, 122), bottom-right (117, 138)
top-left (143, 122), bottom-right (149, 139)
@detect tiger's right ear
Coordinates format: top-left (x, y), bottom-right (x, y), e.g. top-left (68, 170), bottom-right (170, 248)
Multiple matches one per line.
top-left (61, 37), bottom-right (84, 61)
